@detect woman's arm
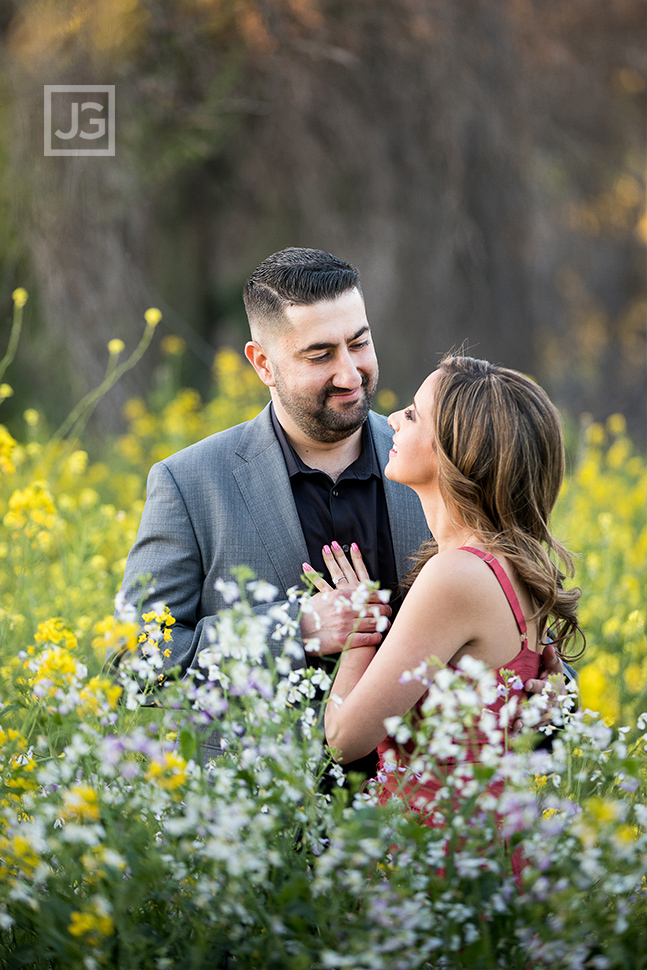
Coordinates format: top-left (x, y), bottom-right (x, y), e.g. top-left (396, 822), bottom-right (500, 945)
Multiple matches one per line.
top-left (316, 549), bottom-right (483, 764)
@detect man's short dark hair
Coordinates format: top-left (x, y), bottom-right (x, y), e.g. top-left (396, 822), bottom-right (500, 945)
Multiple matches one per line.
top-left (243, 248), bottom-right (362, 340)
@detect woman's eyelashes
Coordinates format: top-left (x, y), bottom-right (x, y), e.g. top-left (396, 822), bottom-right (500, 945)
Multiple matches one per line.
top-left (404, 407), bottom-right (414, 421)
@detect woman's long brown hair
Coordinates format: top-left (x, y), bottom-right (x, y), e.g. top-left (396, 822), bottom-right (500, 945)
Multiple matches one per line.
top-left (403, 355), bottom-right (585, 661)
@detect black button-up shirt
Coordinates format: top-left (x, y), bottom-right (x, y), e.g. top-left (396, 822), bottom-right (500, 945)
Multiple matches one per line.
top-left (270, 405), bottom-right (399, 604)
top-left (271, 405), bottom-right (400, 781)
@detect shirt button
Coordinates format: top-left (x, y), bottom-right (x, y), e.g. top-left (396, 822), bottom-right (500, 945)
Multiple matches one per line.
top-left (332, 489), bottom-right (339, 497)
top-left (342, 544), bottom-right (350, 554)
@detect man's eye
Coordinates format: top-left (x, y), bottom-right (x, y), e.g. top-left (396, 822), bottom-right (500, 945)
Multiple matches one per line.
top-left (350, 340), bottom-right (370, 351)
top-left (309, 353), bottom-right (330, 362)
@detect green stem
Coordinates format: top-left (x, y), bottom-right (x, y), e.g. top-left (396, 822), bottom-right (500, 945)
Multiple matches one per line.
top-left (0, 302), bottom-right (24, 384)
top-left (43, 321), bottom-right (157, 466)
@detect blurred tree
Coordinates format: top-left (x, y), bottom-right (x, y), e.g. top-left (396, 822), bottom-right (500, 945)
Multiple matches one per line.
top-left (0, 0), bottom-right (645, 440)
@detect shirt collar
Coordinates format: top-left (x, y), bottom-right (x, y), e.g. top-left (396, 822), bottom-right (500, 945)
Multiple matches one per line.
top-left (270, 402), bottom-right (380, 481)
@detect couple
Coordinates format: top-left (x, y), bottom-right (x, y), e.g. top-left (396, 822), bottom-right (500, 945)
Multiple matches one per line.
top-left (118, 246), bottom-right (581, 778)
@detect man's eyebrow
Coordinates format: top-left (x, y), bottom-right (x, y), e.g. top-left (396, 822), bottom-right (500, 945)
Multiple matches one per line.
top-left (296, 325), bottom-right (370, 355)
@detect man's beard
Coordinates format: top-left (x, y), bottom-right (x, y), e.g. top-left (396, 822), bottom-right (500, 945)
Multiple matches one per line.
top-left (273, 369), bottom-right (378, 443)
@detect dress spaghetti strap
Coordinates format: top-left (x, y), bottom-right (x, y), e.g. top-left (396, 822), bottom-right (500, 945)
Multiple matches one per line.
top-left (459, 546), bottom-right (528, 642)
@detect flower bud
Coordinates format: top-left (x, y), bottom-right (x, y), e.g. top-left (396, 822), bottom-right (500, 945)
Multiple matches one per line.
top-left (144, 307), bottom-right (162, 327)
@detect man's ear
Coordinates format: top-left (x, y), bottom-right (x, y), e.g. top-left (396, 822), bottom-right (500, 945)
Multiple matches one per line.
top-left (245, 341), bottom-right (276, 388)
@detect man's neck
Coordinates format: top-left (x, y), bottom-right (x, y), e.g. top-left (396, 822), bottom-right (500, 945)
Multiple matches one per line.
top-left (274, 406), bottom-right (365, 482)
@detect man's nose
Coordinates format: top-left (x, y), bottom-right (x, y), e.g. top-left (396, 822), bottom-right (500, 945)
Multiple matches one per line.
top-left (332, 350), bottom-right (362, 389)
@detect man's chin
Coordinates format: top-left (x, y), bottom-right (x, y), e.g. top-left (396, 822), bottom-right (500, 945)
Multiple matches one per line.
top-left (324, 400), bottom-right (370, 428)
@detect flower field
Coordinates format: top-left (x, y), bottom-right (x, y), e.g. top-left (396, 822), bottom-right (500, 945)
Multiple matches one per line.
top-left (0, 292), bottom-right (646, 968)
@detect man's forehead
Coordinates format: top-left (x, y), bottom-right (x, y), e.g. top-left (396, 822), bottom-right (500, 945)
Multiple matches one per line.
top-left (280, 288), bottom-right (370, 353)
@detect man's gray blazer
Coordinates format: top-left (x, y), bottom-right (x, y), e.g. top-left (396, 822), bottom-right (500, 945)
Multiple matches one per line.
top-left (118, 404), bottom-right (429, 680)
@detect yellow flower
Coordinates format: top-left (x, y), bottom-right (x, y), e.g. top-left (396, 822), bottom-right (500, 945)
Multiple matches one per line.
top-left (0, 424), bottom-right (17, 474)
top-left (78, 487), bottom-right (99, 509)
top-left (34, 617), bottom-right (77, 651)
top-left (622, 610), bottom-right (645, 639)
top-left (63, 449), bottom-right (89, 477)
top-left (585, 422), bottom-right (605, 446)
top-left (623, 663), bottom-right (644, 694)
top-left (3, 482), bottom-right (60, 543)
top-left (27, 644), bottom-right (85, 702)
top-left (62, 783), bottom-right (101, 822)
top-left (145, 750), bottom-right (188, 791)
top-left (144, 307), bottom-right (162, 327)
top-left (78, 676), bottom-right (122, 716)
top-left (584, 796), bottom-right (622, 825)
top-left (91, 615), bottom-right (139, 657)
top-left (107, 338), bottom-right (125, 355)
top-left (0, 833), bottom-right (39, 875)
top-left (606, 413), bottom-right (626, 436)
top-left (11, 287), bottom-right (28, 308)
top-left (68, 904), bottom-right (114, 940)
top-left (578, 665), bottom-right (619, 724)
top-left (612, 823), bottom-right (638, 848)
top-left (23, 408), bottom-right (39, 426)
top-left (122, 397), bottom-right (147, 421)
top-left (160, 334), bottom-right (186, 356)
top-left (0, 384), bottom-right (13, 400)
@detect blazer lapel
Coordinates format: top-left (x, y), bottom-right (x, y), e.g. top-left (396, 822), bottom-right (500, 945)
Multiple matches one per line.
top-left (233, 406), bottom-right (308, 592)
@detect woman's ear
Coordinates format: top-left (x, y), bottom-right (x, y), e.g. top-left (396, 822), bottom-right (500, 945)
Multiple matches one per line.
top-left (244, 341), bottom-right (276, 388)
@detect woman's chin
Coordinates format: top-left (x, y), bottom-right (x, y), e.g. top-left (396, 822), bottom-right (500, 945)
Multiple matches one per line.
top-left (384, 460), bottom-right (398, 482)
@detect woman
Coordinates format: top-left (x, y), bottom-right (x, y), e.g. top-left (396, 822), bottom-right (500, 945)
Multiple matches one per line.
top-left (304, 354), bottom-right (584, 805)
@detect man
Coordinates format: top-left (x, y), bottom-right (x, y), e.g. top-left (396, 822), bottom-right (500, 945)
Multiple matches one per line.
top-left (117, 247), bottom-right (565, 763)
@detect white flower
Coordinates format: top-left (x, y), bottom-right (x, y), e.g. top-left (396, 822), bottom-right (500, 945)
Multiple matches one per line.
top-left (214, 578), bottom-right (240, 604)
top-left (455, 653), bottom-right (488, 679)
top-left (283, 637), bottom-right (304, 659)
top-left (383, 715), bottom-right (403, 736)
top-left (383, 716), bottom-right (411, 744)
top-left (114, 589), bottom-right (137, 622)
top-left (247, 579), bottom-right (279, 603)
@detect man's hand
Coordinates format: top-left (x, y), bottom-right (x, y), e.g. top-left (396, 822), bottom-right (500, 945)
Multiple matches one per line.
top-left (525, 642), bottom-right (565, 696)
top-left (301, 588), bottom-right (391, 656)
top-left (512, 641), bottom-right (566, 732)
top-left (300, 542), bottom-right (391, 656)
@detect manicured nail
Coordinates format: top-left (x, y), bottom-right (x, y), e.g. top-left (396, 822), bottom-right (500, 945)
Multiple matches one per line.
top-left (303, 563), bottom-right (312, 572)
top-left (351, 542), bottom-right (359, 552)
top-left (332, 540), bottom-right (341, 550)
top-left (323, 545), bottom-right (331, 555)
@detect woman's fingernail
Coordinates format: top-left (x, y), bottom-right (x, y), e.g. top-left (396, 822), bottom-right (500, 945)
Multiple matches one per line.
top-left (323, 545), bottom-right (331, 555)
top-left (332, 540), bottom-right (341, 550)
top-left (303, 563), bottom-right (312, 572)
top-left (351, 542), bottom-right (359, 552)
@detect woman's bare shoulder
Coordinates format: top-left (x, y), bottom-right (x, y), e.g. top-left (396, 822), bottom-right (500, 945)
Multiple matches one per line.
top-left (417, 546), bottom-right (493, 578)
top-left (412, 547), bottom-right (493, 602)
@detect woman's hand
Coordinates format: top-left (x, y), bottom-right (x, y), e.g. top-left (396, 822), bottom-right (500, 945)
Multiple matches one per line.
top-left (301, 541), bottom-right (391, 653)
top-left (306, 540), bottom-right (371, 592)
